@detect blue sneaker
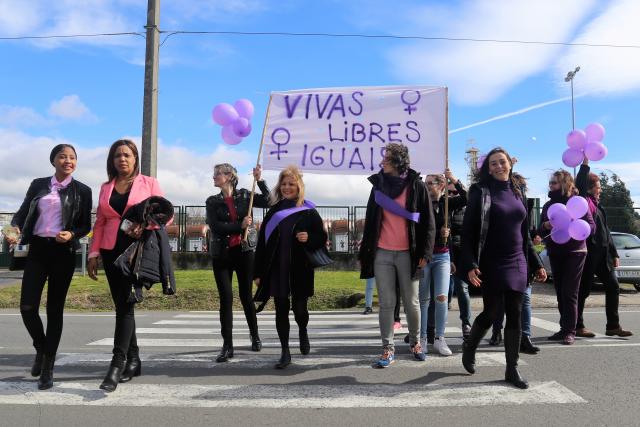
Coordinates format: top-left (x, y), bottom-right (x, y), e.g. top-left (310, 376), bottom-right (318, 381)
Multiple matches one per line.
top-left (411, 341), bottom-right (426, 361)
top-left (375, 347), bottom-right (395, 368)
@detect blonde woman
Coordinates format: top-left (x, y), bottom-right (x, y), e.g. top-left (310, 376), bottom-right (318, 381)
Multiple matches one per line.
top-left (253, 166), bottom-right (327, 369)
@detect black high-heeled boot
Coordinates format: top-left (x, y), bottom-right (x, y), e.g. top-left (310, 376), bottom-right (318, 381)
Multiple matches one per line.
top-left (489, 329), bottom-right (502, 346)
top-left (99, 364), bottom-right (124, 393)
top-left (31, 352), bottom-right (44, 377)
top-left (520, 334), bottom-right (540, 354)
top-left (251, 334), bottom-right (262, 352)
top-left (504, 329), bottom-right (529, 389)
top-left (299, 329), bottom-right (310, 355)
top-left (462, 321), bottom-right (490, 374)
top-left (120, 352), bottom-right (141, 383)
top-left (275, 347), bottom-right (291, 369)
top-left (37, 355), bottom-right (55, 390)
top-left (216, 343), bottom-right (234, 363)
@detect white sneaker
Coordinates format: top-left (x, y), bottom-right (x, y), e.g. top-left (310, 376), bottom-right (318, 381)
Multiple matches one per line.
top-left (434, 336), bottom-right (452, 356)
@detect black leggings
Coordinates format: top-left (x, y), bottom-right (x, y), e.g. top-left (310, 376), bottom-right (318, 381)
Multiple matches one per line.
top-left (475, 289), bottom-right (523, 332)
top-left (20, 236), bottom-right (76, 356)
top-left (102, 248), bottom-right (138, 367)
top-left (577, 250), bottom-right (620, 330)
top-left (274, 297), bottom-right (309, 349)
top-left (212, 246), bottom-right (258, 344)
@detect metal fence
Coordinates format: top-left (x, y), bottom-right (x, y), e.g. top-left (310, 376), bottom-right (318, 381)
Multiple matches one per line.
top-left (2, 205), bottom-right (639, 256)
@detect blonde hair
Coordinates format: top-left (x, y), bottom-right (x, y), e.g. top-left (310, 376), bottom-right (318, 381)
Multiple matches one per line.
top-left (213, 163), bottom-right (239, 189)
top-left (552, 169), bottom-right (578, 198)
top-left (272, 165), bottom-right (305, 207)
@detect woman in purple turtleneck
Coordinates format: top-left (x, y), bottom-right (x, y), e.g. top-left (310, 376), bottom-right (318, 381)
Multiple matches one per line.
top-left (460, 147), bottom-right (547, 389)
top-left (540, 170), bottom-right (595, 345)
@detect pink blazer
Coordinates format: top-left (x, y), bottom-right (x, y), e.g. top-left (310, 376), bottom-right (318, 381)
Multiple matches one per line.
top-left (89, 174), bottom-right (164, 257)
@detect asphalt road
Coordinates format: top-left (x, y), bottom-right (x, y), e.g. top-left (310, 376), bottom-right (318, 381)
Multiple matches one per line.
top-left (0, 307), bottom-right (639, 427)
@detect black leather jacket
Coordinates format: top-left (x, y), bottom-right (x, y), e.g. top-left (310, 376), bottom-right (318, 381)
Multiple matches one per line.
top-left (11, 176), bottom-right (92, 249)
top-left (359, 169), bottom-right (436, 280)
top-left (205, 180), bottom-right (270, 257)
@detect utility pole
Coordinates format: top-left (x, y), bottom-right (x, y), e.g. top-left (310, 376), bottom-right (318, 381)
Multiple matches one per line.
top-left (141, 0), bottom-right (160, 177)
top-left (565, 66), bottom-right (580, 176)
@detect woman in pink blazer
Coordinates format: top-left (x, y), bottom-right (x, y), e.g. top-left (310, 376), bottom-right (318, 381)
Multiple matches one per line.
top-left (87, 139), bottom-right (165, 392)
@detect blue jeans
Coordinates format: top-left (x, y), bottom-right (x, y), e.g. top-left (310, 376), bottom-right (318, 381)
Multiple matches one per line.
top-left (492, 285), bottom-right (533, 336)
top-left (451, 274), bottom-right (472, 326)
top-left (364, 277), bottom-right (375, 308)
top-left (419, 252), bottom-right (450, 337)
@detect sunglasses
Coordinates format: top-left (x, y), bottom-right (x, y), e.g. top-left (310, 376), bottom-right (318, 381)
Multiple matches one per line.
top-left (548, 180), bottom-right (558, 185)
top-left (426, 181), bottom-right (440, 186)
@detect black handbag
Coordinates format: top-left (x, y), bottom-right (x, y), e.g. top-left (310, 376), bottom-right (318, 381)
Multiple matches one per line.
top-left (8, 244), bottom-right (29, 271)
top-left (240, 224), bottom-right (258, 252)
top-left (304, 245), bottom-right (333, 268)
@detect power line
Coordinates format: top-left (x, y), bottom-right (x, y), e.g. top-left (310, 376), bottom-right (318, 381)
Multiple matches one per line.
top-left (2, 29), bottom-right (640, 49)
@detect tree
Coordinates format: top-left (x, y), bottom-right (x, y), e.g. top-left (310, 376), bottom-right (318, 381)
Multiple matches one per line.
top-left (599, 172), bottom-right (640, 236)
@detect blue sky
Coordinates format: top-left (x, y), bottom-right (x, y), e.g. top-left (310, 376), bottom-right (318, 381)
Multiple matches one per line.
top-left (1, 0), bottom-right (639, 210)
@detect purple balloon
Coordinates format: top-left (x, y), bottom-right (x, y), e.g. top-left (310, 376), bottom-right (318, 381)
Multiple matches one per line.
top-left (232, 117), bottom-right (252, 138)
top-left (551, 227), bottom-right (571, 244)
top-left (566, 196), bottom-right (588, 220)
top-left (234, 99), bottom-right (255, 120)
top-left (548, 203), bottom-right (571, 229)
top-left (569, 219), bottom-right (591, 241)
top-left (584, 142), bottom-right (608, 161)
top-left (585, 122), bottom-right (605, 143)
top-left (562, 148), bottom-right (584, 168)
top-left (212, 103), bottom-right (239, 126)
top-left (221, 124), bottom-right (242, 145)
top-left (566, 129), bottom-right (587, 149)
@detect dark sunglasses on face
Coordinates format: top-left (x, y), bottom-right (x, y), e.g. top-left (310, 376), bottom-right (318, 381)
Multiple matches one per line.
top-left (549, 180), bottom-right (558, 185)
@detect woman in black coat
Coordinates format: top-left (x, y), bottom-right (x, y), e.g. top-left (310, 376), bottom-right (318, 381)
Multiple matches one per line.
top-left (7, 144), bottom-right (92, 390)
top-left (460, 147), bottom-right (546, 389)
top-left (253, 165), bottom-right (327, 369)
top-left (206, 164), bottom-right (270, 362)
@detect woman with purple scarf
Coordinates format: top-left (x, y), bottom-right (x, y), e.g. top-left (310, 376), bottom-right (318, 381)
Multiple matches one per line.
top-left (574, 159), bottom-right (632, 338)
top-left (359, 143), bottom-right (435, 368)
top-left (540, 170), bottom-right (595, 345)
top-left (253, 166), bottom-right (327, 369)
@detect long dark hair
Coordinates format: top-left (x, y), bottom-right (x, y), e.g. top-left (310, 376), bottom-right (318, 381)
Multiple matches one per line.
top-left (106, 139), bottom-right (140, 181)
top-left (475, 147), bottom-right (522, 198)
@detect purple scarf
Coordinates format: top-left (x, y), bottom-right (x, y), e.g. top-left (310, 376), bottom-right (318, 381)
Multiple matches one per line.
top-left (586, 194), bottom-right (598, 216)
top-left (265, 200), bottom-right (316, 242)
top-left (374, 190), bottom-right (420, 223)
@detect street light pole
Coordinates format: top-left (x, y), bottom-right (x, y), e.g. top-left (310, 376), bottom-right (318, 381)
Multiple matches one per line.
top-left (141, 0), bottom-right (160, 177)
top-left (565, 66), bottom-right (580, 175)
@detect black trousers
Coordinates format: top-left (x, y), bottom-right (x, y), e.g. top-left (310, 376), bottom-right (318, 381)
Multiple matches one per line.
top-left (274, 297), bottom-right (309, 349)
top-left (550, 252), bottom-right (587, 335)
top-left (577, 250), bottom-right (620, 330)
top-left (102, 247), bottom-right (138, 367)
top-left (20, 236), bottom-right (76, 357)
top-left (212, 246), bottom-right (258, 345)
top-left (474, 289), bottom-right (523, 332)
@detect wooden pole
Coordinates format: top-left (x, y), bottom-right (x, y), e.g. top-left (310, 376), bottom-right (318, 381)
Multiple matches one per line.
top-left (243, 95), bottom-right (273, 241)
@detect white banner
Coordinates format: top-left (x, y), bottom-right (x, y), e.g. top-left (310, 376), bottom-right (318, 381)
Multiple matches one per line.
top-left (262, 85), bottom-right (447, 175)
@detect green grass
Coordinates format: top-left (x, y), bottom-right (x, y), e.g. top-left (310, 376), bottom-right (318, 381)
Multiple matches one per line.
top-left (0, 270), bottom-right (370, 311)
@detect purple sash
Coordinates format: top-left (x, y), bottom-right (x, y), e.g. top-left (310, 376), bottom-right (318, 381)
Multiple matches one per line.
top-left (374, 190), bottom-right (420, 223)
top-left (265, 200), bottom-right (316, 242)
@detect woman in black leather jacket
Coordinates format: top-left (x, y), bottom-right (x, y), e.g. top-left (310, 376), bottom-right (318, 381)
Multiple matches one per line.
top-left (206, 164), bottom-right (270, 362)
top-left (8, 144), bottom-right (92, 390)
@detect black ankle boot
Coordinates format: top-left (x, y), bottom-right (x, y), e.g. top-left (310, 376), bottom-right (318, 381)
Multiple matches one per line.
top-left (520, 334), bottom-right (540, 355)
top-left (275, 347), bottom-right (291, 369)
top-left (462, 322), bottom-right (489, 374)
top-left (99, 364), bottom-right (124, 393)
top-left (251, 334), bottom-right (262, 352)
top-left (299, 329), bottom-right (310, 355)
top-left (489, 329), bottom-right (502, 346)
top-left (216, 343), bottom-right (234, 363)
top-left (120, 354), bottom-right (141, 383)
top-left (31, 352), bottom-right (44, 377)
top-left (37, 355), bottom-right (55, 390)
top-left (504, 329), bottom-right (529, 389)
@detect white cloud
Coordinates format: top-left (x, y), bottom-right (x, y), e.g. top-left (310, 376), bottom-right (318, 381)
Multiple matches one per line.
top-left (554, 0), bottom-right (640, 96)
top-left (387, 0), bottom-right (598, 105)
top-left (0, 105), bottom-right (52, 128)
top-left (48, 95), bottom-right (98, 122)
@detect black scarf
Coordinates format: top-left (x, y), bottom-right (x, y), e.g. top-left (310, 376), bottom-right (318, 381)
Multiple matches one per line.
top-left (375, 170), bottom-right (408, 199)
top-left (547, 189), bottom-right (568, 203)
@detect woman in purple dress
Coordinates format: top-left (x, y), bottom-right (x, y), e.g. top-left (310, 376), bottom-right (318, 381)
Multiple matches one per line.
top-left (460, 147), bottom-right (547, 389)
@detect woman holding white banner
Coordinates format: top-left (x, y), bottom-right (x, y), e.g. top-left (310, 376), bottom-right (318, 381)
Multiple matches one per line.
top-left (253, 166), bottom-right (327, 369)
top-left (359, 143), bottom-right (435, 368)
